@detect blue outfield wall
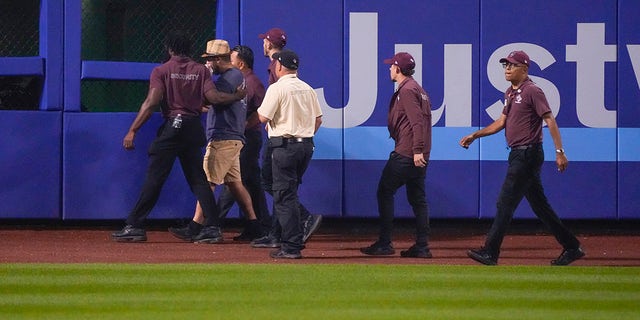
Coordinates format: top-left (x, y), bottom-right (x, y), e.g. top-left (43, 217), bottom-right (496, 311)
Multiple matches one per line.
top-left (0, 0), bottom-right (639, 220)
top-left (0, 111), bottom-right (61, 219)
top-left (617, 0), bottom-right (640, 219)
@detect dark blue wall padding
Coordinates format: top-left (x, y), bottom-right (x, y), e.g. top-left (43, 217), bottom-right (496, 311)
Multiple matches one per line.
top-left (0, 58), bottom-right (44, 76)
top-left (478, 0), bottom-right (619, 219)
top-left (62, 113), bottom-right (204, 220)
top-left (618, 0), bottom-right (640, 128)
top-left (618, 162), bottom-right (640, 219)
top-left (39, 0), bottom-right (64, 111)
top-left (617, 0), bottom-right (640, 219)
top-left (61, 113), bottom-right (343, 220)
top-left (479, 162), bottom-right (617, 220)
top-left (2, 0), bottom-right (640, 221)
top-left (0, 111), bottom-right (61, 218)
top-left (344, 161), bottom-right (479, 218)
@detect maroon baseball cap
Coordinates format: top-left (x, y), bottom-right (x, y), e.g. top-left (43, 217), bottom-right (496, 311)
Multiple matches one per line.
top-left (259, 28), bottom-right (287, 48)
top-left (499, 50), bottom-right (530, 67)
top-left (383, 52), bottom-right (415, 72)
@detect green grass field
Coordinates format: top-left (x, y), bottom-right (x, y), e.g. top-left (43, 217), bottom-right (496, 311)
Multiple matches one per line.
top-left (1, 264), bottom-right (638, 319)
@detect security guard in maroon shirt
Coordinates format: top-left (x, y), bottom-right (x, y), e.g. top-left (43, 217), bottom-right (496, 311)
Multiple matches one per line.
top-left (459, 50), bottom-right (583, 266)
top-left (361, 52), bottom-right (433, 259)
top-left (112, 31), bottom-right (244, 243)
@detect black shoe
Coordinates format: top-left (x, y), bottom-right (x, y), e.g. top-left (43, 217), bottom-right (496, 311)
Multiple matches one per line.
top-left (233, 230), bottom-right (255, 242)
top-left (269, 249), bottom-right (302, 259)
top-left (234, 220), bottom-right (266, 242)
top-left (400, 245), bottom-right (433, 258)
top-left (168, 226), bottom-right (194, 242)
top-left (112, 225), bottom-right (147, 242)
top-left (360, 241), bottom-right (395, 256)
top-left (233, 229), bottom-right (265, 241)
top-left (251, 235), bottom-right (281, 248)
top-left (192, 226), bottom-right (223, 244)
top-left (551, 247), bottom-right (585, 266)
top-left (467, 248), bottom-right (498, 265)
top-left (302, 214), bottom-right (323, 243)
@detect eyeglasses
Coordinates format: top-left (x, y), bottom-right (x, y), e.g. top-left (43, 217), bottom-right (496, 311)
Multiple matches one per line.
top-left (502, 62), bottom-right (525, 69)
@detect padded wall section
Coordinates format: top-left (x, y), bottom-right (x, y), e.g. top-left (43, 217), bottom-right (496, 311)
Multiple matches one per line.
top-left (296, 161), bottom-right (342, 218)
top-left (63, 113), bottom-right (202, 220)
top-left (0, 111), bottom-right (61, 218)
top-left (480, 161), bottom-right (617, 219)
top-left (344, 160), bottom-right (479, 218)
top-left (617, 0), bottom-right (640, 219)
top-left (46, 0), bottom-right (639, 221)
top-left (617, 0), bottom-right (640, 127)
top-left (618, 162), bottom-right (640, 219)
top-left (341, 0), bottom-right (480, 218)
top-left (479, 0), bottom-right (618, 219)
top-left (234, 0), bottom-right (344, 217)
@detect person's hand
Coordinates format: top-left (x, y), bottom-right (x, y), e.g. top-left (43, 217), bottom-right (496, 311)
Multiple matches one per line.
top-left (204, 61), bottom-right (214, 74)
top-left (414, 153), bottom-right (427, 167)
top-left (459, 134), bottom-right (475, 149)
top-left (235, 81), bottom-right (247, 100)
top-left (556, 153), bottom-right (568, 172)
top-left (123, 131), bottom-right (136, 150)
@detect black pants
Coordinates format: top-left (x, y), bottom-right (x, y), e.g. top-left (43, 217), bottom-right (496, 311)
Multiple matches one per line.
top-left (217, 129), bottom-right (271, 227)
top-left (377, 151), bottom-right (430, 245)
top-left (261, 142), bottom-right (312, 239)
top-left (126, 118), bottom-right (219, 228)
top-left (484, 144), bottom-right (580, 256)
top-left (270, 138), bottom-right (314, 253)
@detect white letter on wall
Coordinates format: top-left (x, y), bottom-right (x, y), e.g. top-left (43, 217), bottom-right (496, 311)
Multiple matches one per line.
top-left (315, 12), bottom-right (378, 129)
top-left (431, 44), bottom-right (472, 126)
top-left (627, 45), bottom-right (640, 90)
top-left (566, 23), bottom-right (617, 128)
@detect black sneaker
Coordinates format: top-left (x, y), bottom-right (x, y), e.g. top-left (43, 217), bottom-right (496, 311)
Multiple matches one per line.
top-left (360, 241), bottom-right (395, 256)
top-left (251, 235), bottom-right (281, 248)
top-left (168, 226), bottom-right (194, 242)
top-left (302, 214), bottom-right (323, 243)
top-left (551, 247), bottom-right (585, 266)
top-left (467, 248), bottom-right (498, 265)
top-left (400, 245), bottom-right (433, 258)
top-left (192, 226), bottom-right (223, 244)
top-left (234, 220), bottom-right (266, 241)
top-left (233, 229), bottom-right (265, 241)
top-left (233, 230), bottom-right (255, 242)
top-left (112, 225), bottom-right (147, 242)
top-left (269, 249), bottom-right (302, 259)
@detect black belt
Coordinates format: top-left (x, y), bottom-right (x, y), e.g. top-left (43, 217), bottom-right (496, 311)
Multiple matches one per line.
top-left (288, 137), bottom-right (312, 143)
top-left (275, 137), bottom-right (313, 143)
top-left (168, 115), bottom-right (199, 122)
top-left (510, 143), bottom-right (541, 150)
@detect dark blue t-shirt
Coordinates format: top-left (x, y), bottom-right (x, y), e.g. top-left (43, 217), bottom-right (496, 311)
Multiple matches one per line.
top-left (206, 67), bottom-right (247, 143)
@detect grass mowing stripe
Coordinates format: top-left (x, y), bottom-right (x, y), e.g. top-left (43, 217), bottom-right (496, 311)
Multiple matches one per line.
top-left (1, 264), bottom-right (638, 320)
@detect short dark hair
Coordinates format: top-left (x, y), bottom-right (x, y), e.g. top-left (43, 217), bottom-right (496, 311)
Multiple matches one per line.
top-left (400, 68), bottom-right (415, 77)
top-left (231, 45), bottom-right (254, 70)
top-left (164, 31), bottom-right (192, 56)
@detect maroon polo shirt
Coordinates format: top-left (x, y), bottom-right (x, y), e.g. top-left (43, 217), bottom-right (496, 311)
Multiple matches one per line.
top-left (502, 78), bottom-right (551, 147)
top-left (242, 68), bottom-right (266, 132)
top-left (149, 56), bottom-right (215, 118)
top-left (267, 58), bottom-right (278, 85)
top-left (387, 77), bottom-right (432, 159)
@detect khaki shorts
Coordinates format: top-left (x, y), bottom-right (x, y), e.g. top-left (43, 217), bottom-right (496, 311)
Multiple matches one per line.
top-left (203, 140), bottom-right (244, 185)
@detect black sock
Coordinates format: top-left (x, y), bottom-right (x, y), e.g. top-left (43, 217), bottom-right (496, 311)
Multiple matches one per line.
top-left (189, 221), bottom-right (203, 234)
